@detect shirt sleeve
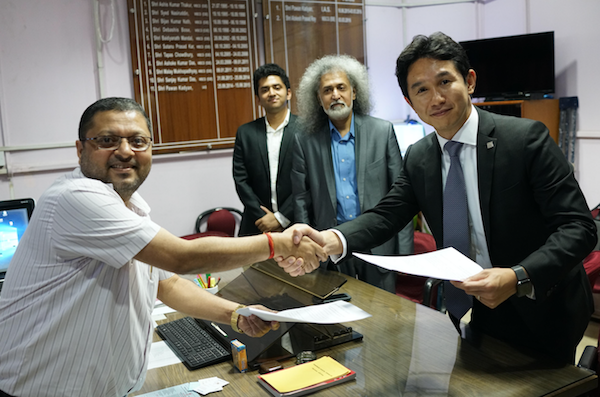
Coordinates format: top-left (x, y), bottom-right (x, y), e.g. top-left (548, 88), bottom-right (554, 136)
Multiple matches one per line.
top-left (51, 180), bottom-right (161, 268)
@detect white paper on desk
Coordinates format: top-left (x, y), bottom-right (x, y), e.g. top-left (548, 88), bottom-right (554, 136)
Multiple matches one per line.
top-left (152, 301), bottom-right (177, 322)
top-left (138, 383), bottom-right (198, 397)
top-left (353, 247), bottom-right (483, 281)
top-left (147, 341), bottom-right (182, 369)
top-left (236, 300), bottom-right (371, 324)
top-left (135, 383), bottom-right (197, 397)
top-left (192, 377), bottom-right (229, 396)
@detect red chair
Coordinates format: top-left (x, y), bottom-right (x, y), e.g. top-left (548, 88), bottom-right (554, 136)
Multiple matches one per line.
top-left (395, 231), bottom-right (439, 307)
top-left (574, 251), bottom-right (600, 397)
top-left (585, 251), bottom-right (600, 291)
top-left (181, 207), bottom-right (242, 240)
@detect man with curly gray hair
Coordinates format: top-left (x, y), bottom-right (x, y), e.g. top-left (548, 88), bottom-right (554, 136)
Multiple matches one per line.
top-left (291, 54), bottom-right (414, 293)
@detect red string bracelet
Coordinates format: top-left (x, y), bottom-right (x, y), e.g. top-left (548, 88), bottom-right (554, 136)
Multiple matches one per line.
top-left (266, 232), bottom-right (275, 259)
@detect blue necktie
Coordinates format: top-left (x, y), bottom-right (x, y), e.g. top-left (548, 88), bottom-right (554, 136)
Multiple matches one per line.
top-left (443, 141), bottom-right (472, 324)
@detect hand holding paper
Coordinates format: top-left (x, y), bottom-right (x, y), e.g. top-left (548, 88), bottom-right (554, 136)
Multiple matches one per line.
top-left (237, 300), bottom-right (371, 324)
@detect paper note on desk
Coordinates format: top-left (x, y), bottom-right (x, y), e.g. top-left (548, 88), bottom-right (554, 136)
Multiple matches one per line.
top-left (236, 300), bottom-right (371, 324)
top-left (147, 341), bottom-right (181, 369)
top-left (354, 247), bottom-right (483, 281)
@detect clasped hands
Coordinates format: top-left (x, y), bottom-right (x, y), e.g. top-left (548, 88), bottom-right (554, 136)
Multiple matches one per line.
top-left (271, 224), bottom-right (342, 277)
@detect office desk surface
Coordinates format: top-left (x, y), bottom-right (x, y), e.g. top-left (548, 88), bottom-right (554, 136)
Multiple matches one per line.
top-left (132, 274), bottom-right (597, 397)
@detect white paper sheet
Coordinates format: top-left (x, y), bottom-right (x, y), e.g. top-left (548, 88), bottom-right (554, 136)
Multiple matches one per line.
top-left (147, 341), bottom-right (182, 369)
top-left (152, 301), bottom-right (176, 322)
top-left (353, 247), bottom-right (483, 281)
top-left (135, 383), bottom-right (197, 397)
top-left (192, 377), bottom-right (229, 396)
top-left (236, 300), bottom-right (371, 324)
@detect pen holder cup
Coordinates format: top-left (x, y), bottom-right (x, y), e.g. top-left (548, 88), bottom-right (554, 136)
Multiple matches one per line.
top-left (205, 285), bottom-right (219, 294)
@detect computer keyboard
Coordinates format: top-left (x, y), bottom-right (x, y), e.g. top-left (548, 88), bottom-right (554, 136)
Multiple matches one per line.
top-left (156, 316), bottom-right (232, 371)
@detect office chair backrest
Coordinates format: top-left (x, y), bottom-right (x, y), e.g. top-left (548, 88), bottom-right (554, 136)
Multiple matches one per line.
top-left (195, 207), bottom-right (242, 236)
top-left (205, 209), bottom-right (236, 237)
top-left (181, 207), bottom-right (243, 240)
top-left (396, 231), bottom-right (438, 306)
top-left (414, 230), bottom-right (437, 254)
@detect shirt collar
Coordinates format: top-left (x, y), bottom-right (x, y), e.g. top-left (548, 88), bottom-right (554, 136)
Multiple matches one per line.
top-left (329, 112), bottom-right (355, 141)
top-left (265, 109), bottom-right (291, 134)
top-left (72, 166), bottom-right (151, 216)
top-left (435, 105), bottom-right (479, 149)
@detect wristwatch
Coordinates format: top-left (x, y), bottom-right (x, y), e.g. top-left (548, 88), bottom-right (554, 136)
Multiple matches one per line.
top-left (511, 265), bottom-right (532, 297)
top-left (231, 304), bottom-right (246, 333)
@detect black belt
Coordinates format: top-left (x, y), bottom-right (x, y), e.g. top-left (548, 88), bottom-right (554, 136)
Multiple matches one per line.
top-left (0, 389), bottom-right (15, 397)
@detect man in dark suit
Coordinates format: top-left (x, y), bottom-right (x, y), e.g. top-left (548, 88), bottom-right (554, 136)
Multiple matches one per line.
top-left (233, 64), bottom-right (298, 236)
top-left (284, 33), bottom-right (597, 363)
top-left (292, 55), bottom-right (414, 293)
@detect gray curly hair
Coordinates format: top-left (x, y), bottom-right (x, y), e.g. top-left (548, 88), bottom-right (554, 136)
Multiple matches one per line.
top-left (296, 55), bottom-right (372, 135)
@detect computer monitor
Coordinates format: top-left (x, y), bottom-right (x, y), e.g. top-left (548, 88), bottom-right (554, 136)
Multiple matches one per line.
top-left (0, 198), bottom-right (35, 281)
top-left (393, 121), bottom-right (427, 156)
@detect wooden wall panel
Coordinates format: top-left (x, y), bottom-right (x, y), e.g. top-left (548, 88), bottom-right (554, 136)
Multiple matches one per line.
top-left (127, 0), bottom-right (260, 153)
top-left (127, 0), bottom-right (365, 153)
top-left (263, 0), bottom-right (365, 112)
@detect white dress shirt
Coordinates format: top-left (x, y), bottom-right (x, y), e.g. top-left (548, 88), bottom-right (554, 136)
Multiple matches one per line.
top-left (265, 109), bottom-right (291, 228)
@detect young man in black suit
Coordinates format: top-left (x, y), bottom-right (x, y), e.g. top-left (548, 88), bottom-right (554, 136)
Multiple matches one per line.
top-left (233, 64), bottom-right (299, 236)
top-left (284, 32), bottom-right (597, 364)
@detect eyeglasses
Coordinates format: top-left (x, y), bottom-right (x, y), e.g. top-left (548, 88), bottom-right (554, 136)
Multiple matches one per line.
top-left (81, 135), bottom-right (153, 151)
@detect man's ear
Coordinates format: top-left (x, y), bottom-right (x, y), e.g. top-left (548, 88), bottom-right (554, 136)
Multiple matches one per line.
top-left (286, 88), bottom-right (292, 101)
top-left (75, 140), bottom-right (84, 164)
top-left (466, 69), bottom-right (477, 95)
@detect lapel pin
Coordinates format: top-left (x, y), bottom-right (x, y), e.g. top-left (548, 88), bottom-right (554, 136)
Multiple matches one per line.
top-left (486, 141), bottom-right (494, 149)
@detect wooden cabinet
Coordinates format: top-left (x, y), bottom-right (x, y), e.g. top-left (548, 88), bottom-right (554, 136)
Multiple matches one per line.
top-left (475, 99), bottom-right (559, 143)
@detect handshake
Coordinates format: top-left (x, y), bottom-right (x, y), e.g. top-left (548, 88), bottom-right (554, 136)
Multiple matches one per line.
top-left (269, 224), bottom-right (344, 277)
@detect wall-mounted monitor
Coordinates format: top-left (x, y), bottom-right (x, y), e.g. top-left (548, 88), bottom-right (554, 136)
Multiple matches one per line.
top-left (392, 121), bottom-right (427, 157)
top-left (460, 32), bottom-right (555, 101)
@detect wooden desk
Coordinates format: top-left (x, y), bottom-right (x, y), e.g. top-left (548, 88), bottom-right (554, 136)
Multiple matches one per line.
top-left (132, 273), bottom-right (597, 396)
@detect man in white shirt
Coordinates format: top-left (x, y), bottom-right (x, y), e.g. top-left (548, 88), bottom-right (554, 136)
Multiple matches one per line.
top-left (233, 64), bottom-right (299, 236)
top-left (0, 97), bottom-right (326, 397)
top-left (283, 32), bottom-right (597, 364)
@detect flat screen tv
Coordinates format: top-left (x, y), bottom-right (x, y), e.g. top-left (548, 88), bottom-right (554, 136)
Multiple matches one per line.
top-left (460, 32), bottom-right (555, 100)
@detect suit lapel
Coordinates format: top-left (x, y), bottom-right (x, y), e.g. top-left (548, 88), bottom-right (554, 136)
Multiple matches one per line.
top-left (355, 115), bottom-right (367, 211)
top-left (257, 118), bottom-right (269, 177)
top-left (318, 125), bottom-right (338, 213)
top-left (476, 108), bottom-right (497, 243)
top-left (278, 116), bottom-right (294, 176)
top-left (424, 134), bottom-right (444, 241)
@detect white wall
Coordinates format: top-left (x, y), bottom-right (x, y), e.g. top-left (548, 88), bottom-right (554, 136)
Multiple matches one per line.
top-left (1, 0), bottom-right (599, 238)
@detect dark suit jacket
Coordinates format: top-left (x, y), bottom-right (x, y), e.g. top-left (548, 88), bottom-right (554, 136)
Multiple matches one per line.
top-left (292, 114), bottom-right (414, 287)
top-left (233, 114), bottom-right (298, 236)
top-left (336, 108), bottom-right (597, 362)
